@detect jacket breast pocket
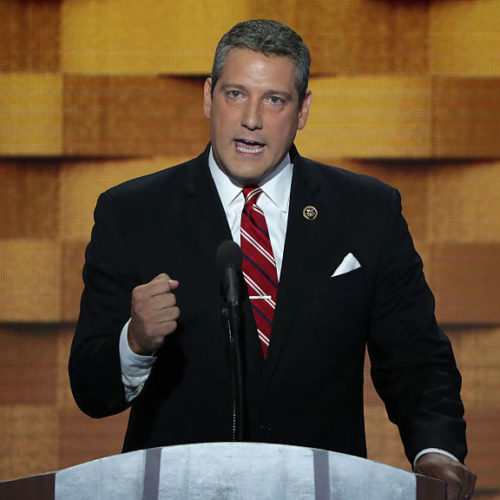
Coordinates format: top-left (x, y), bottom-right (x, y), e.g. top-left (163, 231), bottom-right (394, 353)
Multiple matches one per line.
top-left (304, 269), bottom-right (368, 355)
top-left (307, 268), bottom-right (370, 321)
top-left (311, 268), bottom-right (363, 299)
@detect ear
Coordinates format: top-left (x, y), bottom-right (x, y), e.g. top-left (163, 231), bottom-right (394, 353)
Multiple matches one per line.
top-left (203, 78), bottom-right (213, 119)
top-left (297, 90), bottom-right (312, 130)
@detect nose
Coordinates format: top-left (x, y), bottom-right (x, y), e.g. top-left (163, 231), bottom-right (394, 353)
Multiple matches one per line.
top-left (241, 98), bottom-right (263, 130)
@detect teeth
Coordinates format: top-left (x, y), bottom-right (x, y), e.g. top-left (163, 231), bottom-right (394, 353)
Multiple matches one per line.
top-left (236, 143), bottom-right (264, 154)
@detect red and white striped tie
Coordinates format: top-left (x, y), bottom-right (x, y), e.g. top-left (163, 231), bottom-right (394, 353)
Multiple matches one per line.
top-left (241, 186), bottom-right (279, 359)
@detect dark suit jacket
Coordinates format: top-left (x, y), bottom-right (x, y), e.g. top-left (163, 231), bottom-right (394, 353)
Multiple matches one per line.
top-left (69, 145), bottom-right (467, 464)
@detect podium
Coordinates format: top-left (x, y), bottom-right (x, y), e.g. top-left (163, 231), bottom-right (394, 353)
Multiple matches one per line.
top-left (0, 442), bottom-right (445, 499)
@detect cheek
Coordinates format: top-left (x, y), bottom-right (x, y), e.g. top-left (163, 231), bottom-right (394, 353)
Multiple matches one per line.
top-left (271, 120), bottom-right (299, 146)
top-left (211, 119), bottom-right (228, 144)
top-left (213, 111), bottom-right (238, 138)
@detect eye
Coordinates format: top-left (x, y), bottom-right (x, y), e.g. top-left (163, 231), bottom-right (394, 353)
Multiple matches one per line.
top-left (269, 96), bottom-right (283, 105)
top-left (228, 90), bottom-right (241, 98)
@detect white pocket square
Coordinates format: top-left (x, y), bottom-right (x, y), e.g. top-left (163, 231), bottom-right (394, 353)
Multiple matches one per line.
top-left (331, 252), bottom-right (361, 277)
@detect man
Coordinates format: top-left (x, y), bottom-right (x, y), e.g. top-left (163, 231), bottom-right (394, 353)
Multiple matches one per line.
top-left (70, 20), bottom-right (476, 499)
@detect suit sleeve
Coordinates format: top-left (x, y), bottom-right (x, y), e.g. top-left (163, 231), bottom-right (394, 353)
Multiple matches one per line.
top-left (367, 188), bottom-right (467, 464)
top-left (69, 191), bottom-right (138, 417)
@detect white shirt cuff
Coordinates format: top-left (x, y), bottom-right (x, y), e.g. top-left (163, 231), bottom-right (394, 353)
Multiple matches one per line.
top-left (413, 448), bottom-right (460, 467)
top-left (119, 319), bottom-right (156, 401)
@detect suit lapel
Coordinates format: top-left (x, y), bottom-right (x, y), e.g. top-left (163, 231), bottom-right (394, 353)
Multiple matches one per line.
top-left (181, 147), bottom-right (266, 376)
top-left (182, 148), bottom-right (233, 269)
top-left (261, 150), bottom-right (353, 390)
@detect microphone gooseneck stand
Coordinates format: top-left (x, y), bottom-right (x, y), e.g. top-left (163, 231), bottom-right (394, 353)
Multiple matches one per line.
top-left (222, 300), bottom-right (244, 441)
top-left (216, 241), bottom-right (244, 441)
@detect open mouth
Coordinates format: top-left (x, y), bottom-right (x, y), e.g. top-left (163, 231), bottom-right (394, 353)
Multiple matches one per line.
top-left (235, 139), bottom-right (265, 154)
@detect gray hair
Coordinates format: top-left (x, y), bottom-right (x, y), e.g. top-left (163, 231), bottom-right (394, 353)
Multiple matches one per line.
top-left (211, 19), bottom-right (311, 106)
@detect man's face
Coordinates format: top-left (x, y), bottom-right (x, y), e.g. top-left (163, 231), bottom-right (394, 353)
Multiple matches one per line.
top-left (203, 48), bottom-right (312, 185)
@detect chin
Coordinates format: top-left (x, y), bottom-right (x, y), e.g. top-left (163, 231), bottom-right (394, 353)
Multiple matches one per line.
top-left (231, 174), bottom-right (261, 185)
top-left (227, 168), bottom-right (265, 185)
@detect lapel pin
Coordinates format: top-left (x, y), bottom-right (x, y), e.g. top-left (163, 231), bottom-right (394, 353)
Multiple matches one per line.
top-left (303, 205), bottom-right (318, 221)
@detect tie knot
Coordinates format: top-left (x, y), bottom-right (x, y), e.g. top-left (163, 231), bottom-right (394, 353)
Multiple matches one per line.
top-left (243, 186), bottom-right (262, 205)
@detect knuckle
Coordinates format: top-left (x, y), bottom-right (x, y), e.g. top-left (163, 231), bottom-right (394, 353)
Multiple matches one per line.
top-left (153, 273), bottom-right (168, 282)
top-left (166, 320), bottom-right (177, 333)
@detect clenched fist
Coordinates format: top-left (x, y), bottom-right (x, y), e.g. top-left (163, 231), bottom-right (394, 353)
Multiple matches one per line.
top-left (128, 273), bottom-right (180, 355)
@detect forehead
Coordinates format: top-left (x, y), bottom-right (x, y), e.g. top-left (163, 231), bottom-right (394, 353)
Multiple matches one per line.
top-left (219, 48), bottom-right (298, 92)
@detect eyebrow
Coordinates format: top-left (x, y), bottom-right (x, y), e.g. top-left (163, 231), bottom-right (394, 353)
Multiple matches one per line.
top-left (220, 83), bottom-right (293, 100)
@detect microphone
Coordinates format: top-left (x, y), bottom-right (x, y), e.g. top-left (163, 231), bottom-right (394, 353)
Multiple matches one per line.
top-left (216, 240), bottom-right (244, 441)
top-left (216, 240), bottom-right (243, 307)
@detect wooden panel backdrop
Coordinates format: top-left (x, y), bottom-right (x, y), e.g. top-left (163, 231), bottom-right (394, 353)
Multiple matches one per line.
top-left (1, 0), bottom-right (499, 496)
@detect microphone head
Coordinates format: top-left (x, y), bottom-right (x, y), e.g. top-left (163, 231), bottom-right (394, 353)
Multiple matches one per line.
top-left (216, 240), bottom-right (242, 272)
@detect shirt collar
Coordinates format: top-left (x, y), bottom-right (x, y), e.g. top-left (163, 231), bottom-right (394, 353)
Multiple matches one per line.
top-left (208, 147), bottom-right (293, 213)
